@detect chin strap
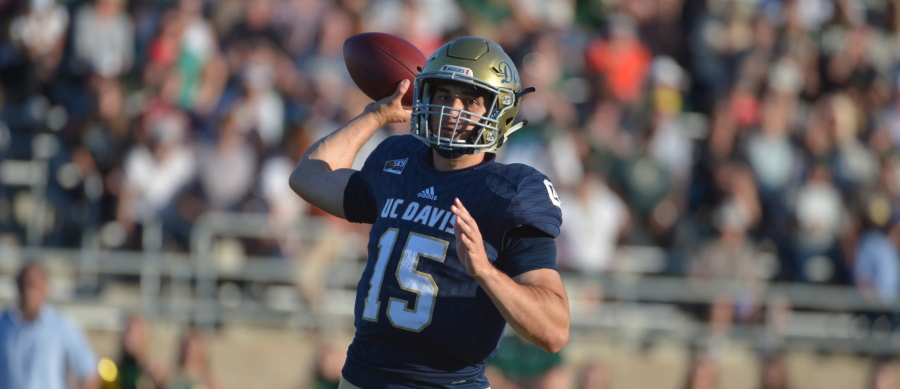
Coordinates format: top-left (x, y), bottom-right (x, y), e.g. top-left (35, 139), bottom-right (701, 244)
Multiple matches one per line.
top-left (505, 119), bottom-right (529, 137)
top-left (493, 119), bottom-right (528, 151)
top-left (518, 86), bottom-right (536, 98)
top-left (434, 146), bottom-right (478, 159)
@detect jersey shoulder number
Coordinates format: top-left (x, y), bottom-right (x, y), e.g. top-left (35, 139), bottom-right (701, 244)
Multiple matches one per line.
top-left (542, 178), bottom-right (561, 207)
top-left (493, 165), bottom-right (563, 238)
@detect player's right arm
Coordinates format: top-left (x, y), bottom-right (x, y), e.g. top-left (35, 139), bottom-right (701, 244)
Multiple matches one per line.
top-left (289, 80), bottom-right (411, 218)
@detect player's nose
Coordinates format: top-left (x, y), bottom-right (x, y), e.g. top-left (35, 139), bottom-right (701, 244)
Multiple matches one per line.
top-left (449, 97), bottom-right (465, 111)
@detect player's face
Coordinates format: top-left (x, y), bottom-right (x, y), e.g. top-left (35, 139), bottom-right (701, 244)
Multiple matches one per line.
top-left (429, 83), bottom-right (489, 142)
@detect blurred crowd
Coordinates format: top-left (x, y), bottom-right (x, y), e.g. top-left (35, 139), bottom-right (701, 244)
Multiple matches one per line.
top-left (4, 260), bottom-right (898, 389)
top-left (2, 0), bottom-right (900, 341)
top-left (1, 262), bottom-right (222, 389)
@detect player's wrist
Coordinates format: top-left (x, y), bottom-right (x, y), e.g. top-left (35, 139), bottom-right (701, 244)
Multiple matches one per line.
top-left (471, 263), bottom-right (501, 284)
top-left (361, 105), bottom-right (383, 125)
top-left (355, 107), bottom-right (388, 131)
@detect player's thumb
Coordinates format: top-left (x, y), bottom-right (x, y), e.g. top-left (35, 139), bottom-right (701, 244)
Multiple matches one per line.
top-left (393, 79), bottom-right (410, 100)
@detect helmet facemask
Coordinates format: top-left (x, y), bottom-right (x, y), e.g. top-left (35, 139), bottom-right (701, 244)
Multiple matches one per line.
top-left (412, 77), bottom-right (513, 158)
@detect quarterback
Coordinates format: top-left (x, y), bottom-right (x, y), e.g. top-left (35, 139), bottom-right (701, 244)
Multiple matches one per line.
top-left (290, 37), bottom-right (569, 388)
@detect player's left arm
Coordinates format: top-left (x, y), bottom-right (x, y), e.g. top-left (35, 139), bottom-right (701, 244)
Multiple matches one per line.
top-left (451, 198), bottom-right (570, 354)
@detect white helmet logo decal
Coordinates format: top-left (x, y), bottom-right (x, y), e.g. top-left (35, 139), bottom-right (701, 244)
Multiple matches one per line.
top-left (441, 65), bottom-right (473, 76)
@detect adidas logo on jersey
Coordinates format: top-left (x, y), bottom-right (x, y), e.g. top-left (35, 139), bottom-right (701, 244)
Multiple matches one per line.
top-left (417, 186), bottom-right (438, 201)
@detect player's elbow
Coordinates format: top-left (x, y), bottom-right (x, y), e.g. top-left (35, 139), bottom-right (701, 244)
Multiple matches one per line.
top-left (289, 160), bottom-right (322, 200)
top-left (548, 328), bottom-right (570, 354)
top-left (534, 327), bottom-right (569, 354)
top-left (288, 166), bottom-right (308, 198)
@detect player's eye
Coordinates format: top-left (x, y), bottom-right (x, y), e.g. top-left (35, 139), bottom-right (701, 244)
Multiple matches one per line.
top-left (465, 98), bottom-right (481, 107)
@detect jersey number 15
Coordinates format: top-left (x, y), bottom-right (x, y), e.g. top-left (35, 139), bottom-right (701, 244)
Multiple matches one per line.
top-left (361, 228), bottom-right (449, 332)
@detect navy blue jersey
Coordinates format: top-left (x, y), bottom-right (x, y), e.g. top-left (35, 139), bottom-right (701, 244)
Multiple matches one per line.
top-left (341, 135), bottom-right (562, 388)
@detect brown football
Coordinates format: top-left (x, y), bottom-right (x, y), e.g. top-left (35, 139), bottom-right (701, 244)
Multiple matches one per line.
top-left (343, 32), bottom-right (426, 107)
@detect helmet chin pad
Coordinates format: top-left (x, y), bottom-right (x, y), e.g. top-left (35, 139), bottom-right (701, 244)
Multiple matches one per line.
top-left (433, 145), bottom-right (479, 159)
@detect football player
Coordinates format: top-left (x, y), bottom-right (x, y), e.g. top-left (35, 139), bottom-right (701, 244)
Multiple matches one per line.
top-left (290, 36), bottom-right (568, 388)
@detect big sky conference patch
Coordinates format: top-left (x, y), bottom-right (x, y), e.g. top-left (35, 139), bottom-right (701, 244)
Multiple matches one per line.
top-left (384, 158), bottom-right (408, 175)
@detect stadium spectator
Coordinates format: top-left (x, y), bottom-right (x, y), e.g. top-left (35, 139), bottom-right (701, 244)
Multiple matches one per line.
top-left (260, 124), bottom-right (312, 244)
top-left (160, 112), bottom-right (260, 249)
top-left (683, 349), bottom-right (718, 389)
top-left (116, 108), bottom-right (195, 247)
top-left (575, 361), bottom-right (610, 389)
top-left (558, 170), bottom-right (630, 274)
top-left (867, 357), bottom-right (899, 389)
top-left (584, 13), bottom-right (652, 104)
top-left (690, 101), bottom-right (745, 217)
top-left (230, 49), bottom-right (285, 150)
top-left (8, 0), bottom-right (68, 83)
top-left (745, 90), bottom-right (801, 207)
top-left (114, 314), bottom-right (169, 389)
top-left (826, 93), bottom-right (881, 195)
top-left (181, 113), bottom-right (258, 214)
top-left (169, 0), bottom-right (227, 113)
top-left (72, 0), bottom-right (135, 78)
top-left (689, 198), bottom-right (766, 326)
top-left (268, 0), bottom-right (329, 58)
top-left (142, 8), bottom-right (184, 88)
top-left (759, 352), bottom-right (789, 389)
top-left (223, 0), bottom-right (283, 52)
top-left (45, 77), bottom-right (127, 248)
top-left (792, 163), bottom-right (846, 282)
top-left (166, 326), bottom-right (220, 389)
top-left (308, 342), bottom-right (344, 389)
top-left (0, 262), bottom-right (100, 389)
top-left (853, 209), bottom-right (900, 305)
top-left (484, 334), bottom-right (572, 389)
top-left (610, 129), bottom-right (677, 247)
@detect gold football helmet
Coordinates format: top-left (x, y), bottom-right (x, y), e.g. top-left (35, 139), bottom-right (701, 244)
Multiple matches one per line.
top-left (411, 37), bottom-right (533, 158)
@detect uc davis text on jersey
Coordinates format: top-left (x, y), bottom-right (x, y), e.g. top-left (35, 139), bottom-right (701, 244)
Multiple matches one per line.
top-left (381, 198), bottom-right (455, 234)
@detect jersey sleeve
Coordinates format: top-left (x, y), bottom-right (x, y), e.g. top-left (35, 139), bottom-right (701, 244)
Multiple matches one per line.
top-left (341, 135), bottom-right (413, 224)
top-left (344, 171), bottom-right (377, 223)
top-left (341, 136), bottom-right (393, 224)
top-left (500, 226), bottom-right (558, 278)
top-left (500, 174), bottom-right (563, 239)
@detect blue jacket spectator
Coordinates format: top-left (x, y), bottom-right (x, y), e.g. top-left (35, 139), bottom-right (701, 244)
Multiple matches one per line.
top-left (0, 263), bottom-right (99, 389)
top-left (854, 212), bottom-right (900, 304)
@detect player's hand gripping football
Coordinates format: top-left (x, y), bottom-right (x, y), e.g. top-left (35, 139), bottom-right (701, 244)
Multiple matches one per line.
top-left (452, 198), bottom-right (492, 279)
top-left (364, 79), bottom-right (413, 127)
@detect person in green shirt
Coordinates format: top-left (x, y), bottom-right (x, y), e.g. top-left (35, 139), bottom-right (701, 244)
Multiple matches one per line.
top-left (486, 334), bottom-right (571, 388)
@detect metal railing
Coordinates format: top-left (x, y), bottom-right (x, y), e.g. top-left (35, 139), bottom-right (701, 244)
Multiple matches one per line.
top-left (2, 211), bottom-right (900, 355)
